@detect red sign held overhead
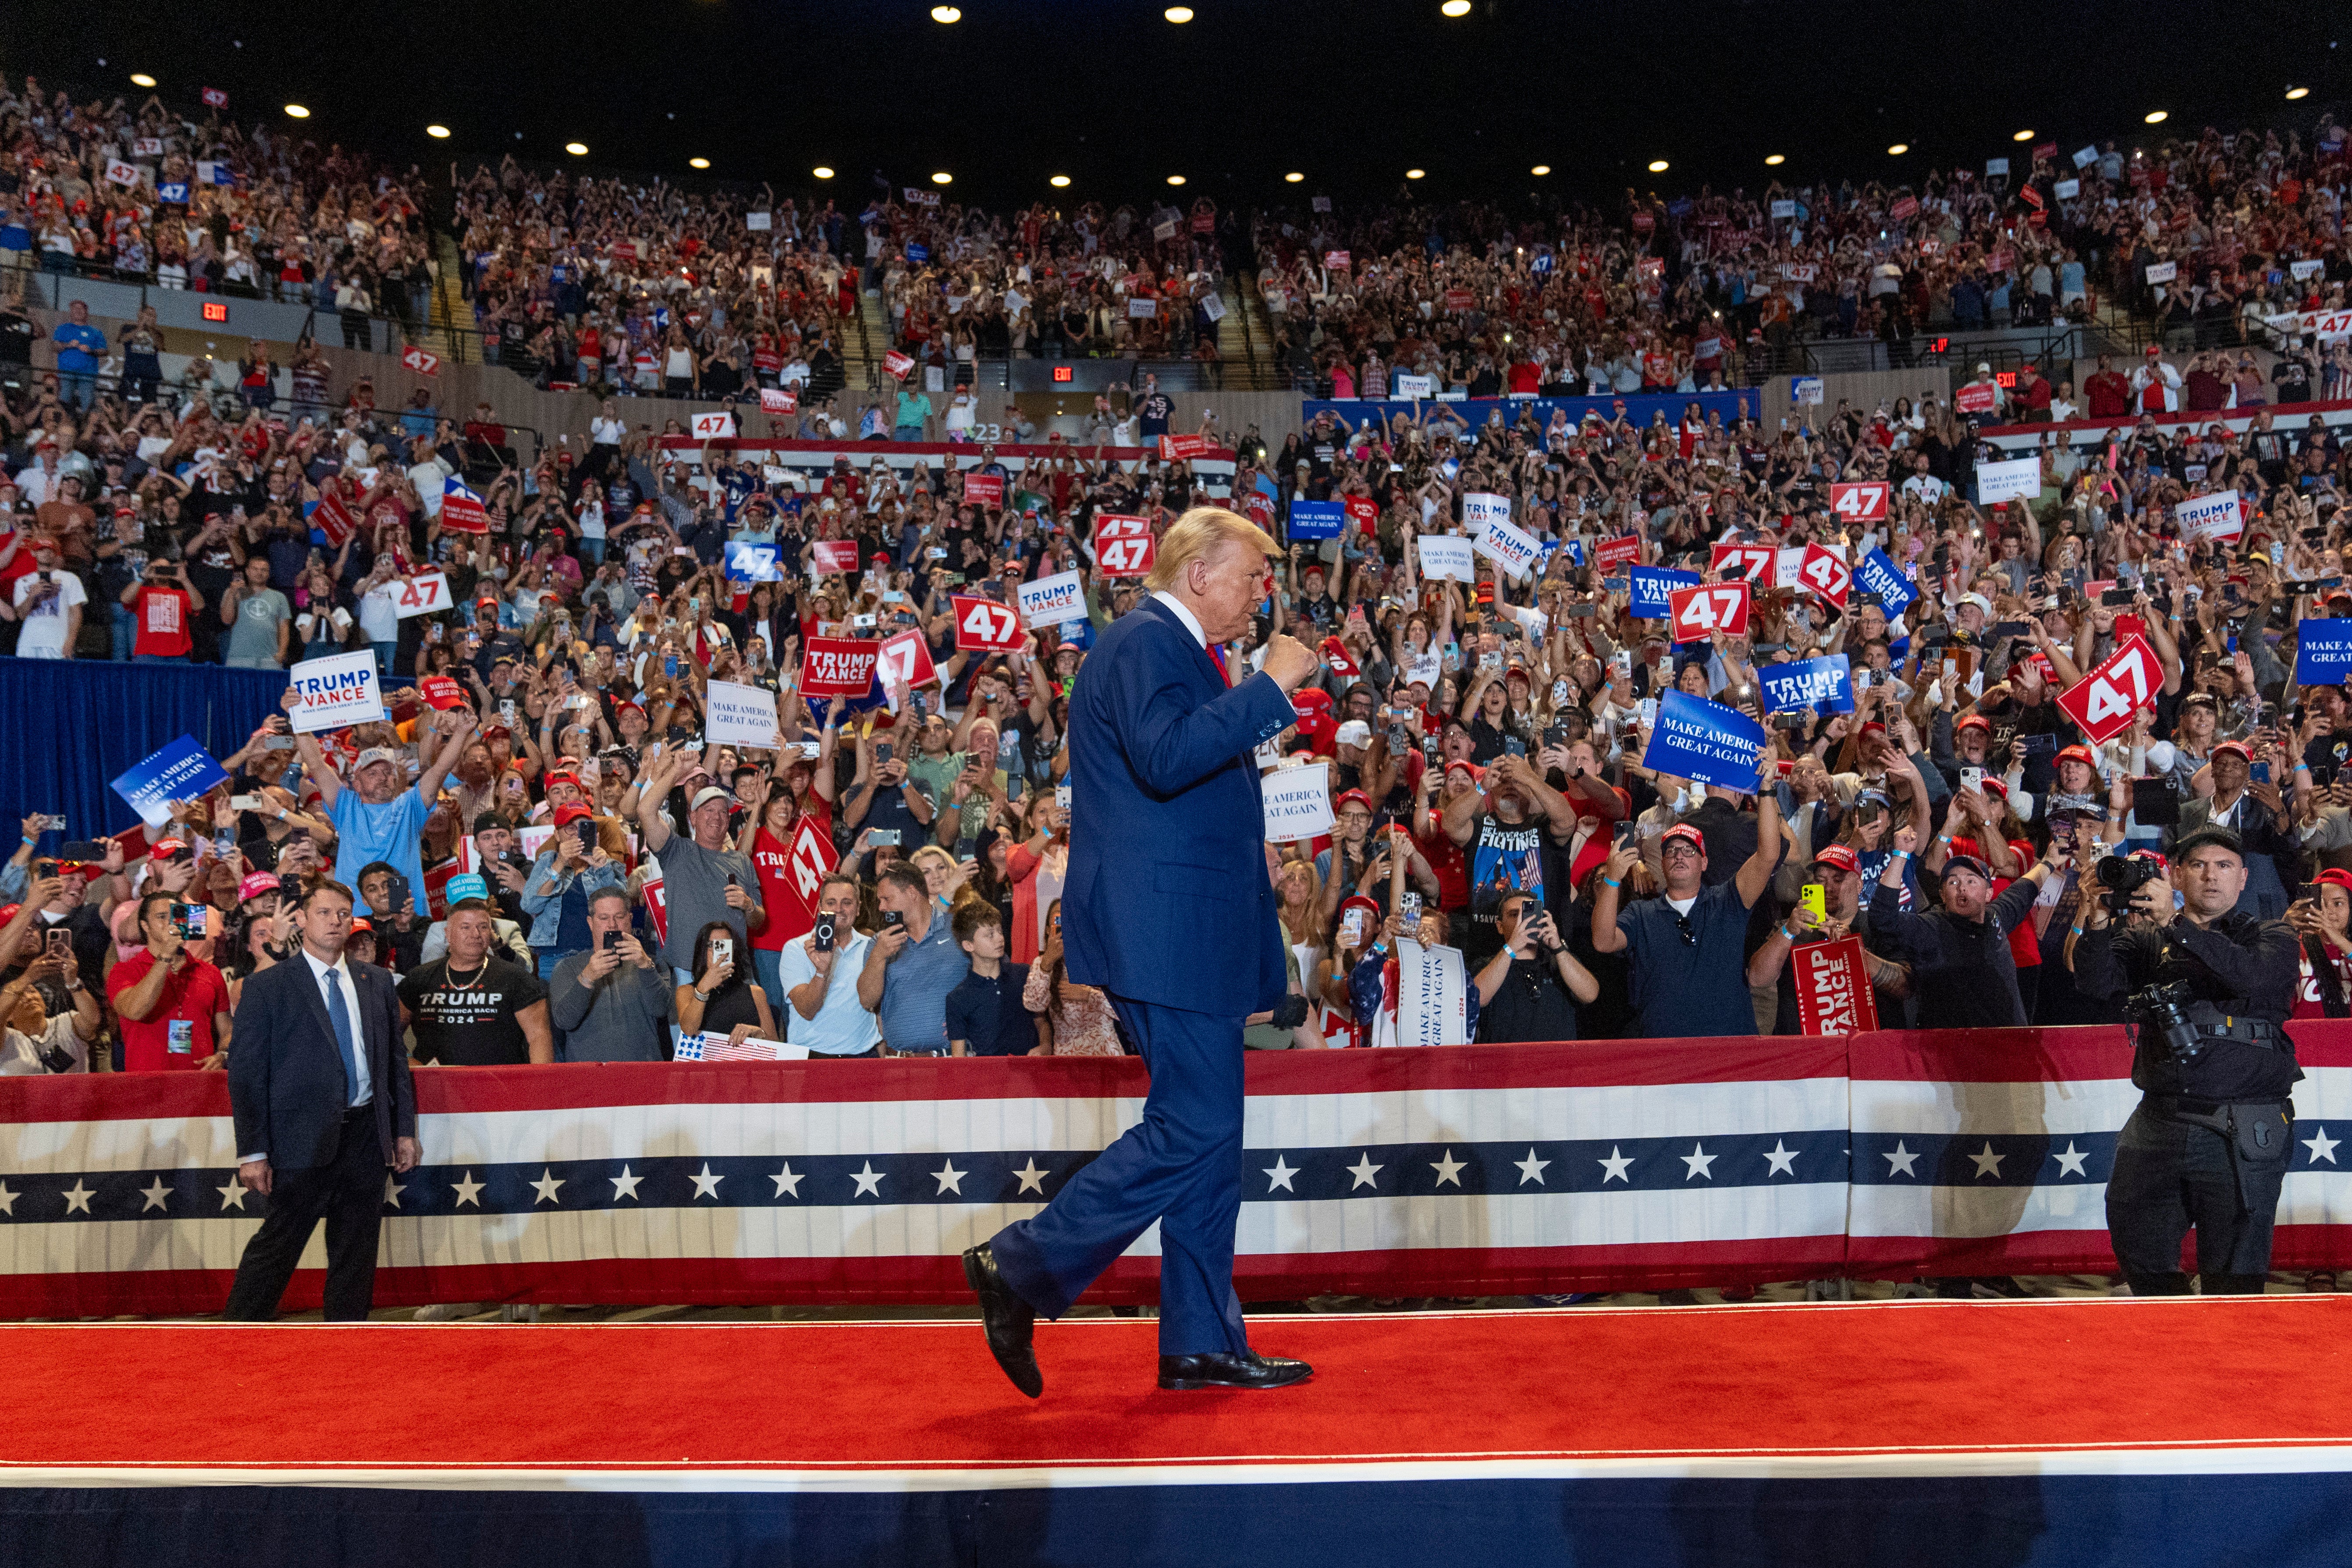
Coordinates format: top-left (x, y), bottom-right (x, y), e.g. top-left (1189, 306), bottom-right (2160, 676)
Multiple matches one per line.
top-left (810, 540), bottom-right (860, 576)
top-left (2054, 633), bottom-right (2160, 744)
top-left (1092, 514), bottom-right (1155, 578)
top-left (799, 637), bottom-right (882, 699)
top-left (309, 487), bottom-right (359, 549)
top-left (963, 473), bottom-right (1005, 510)
top-left (1343, 495), bottom-right (1379, 535)
top-left (951, 594), bottom-right (1023, 653)
top-left (1798, 544), bottom-right (1851, 608)
top-left (884, 349), bottom-right (915, 380)
top-left (400, 344), bottom-right (441, 377)
top-left (1595, 534), bottom-right (1643, 572)
top-left (760, 387), bottom-right (797, 414)
top-left (1709, 542), bottom-right (1774, 583)
top-left (1668, 581), bottom-right (1751, 644)
top-left (783, 817), bottom-right (838, 921)
top-left (874, 628), bottom-right (939, 695)
top-left (1830, 481), bottom-right (1889, 524)
top-left (1158, 433), bottom-right (1215, 462)
top-left (1955, 383), bottom-right (2000, 415)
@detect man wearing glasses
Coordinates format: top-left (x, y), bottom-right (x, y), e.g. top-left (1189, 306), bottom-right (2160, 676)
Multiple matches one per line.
top-left (1588, 748), bottom-right (1783, 1037)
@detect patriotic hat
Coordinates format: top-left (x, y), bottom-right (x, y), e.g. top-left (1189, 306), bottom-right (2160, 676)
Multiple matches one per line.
top-left (1660, 823), bottom-right (1706, 853)
top-left (1812, 843), bottom-right (1860, 872)
top-left (2054, 745), bottom-right (2099, 770)
top-left (2210, 740), bottom-right (2253, 763)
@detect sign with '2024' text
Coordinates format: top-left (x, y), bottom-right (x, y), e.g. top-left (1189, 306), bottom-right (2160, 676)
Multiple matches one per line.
top-left (1641, 690), bottom-right (1768, 793)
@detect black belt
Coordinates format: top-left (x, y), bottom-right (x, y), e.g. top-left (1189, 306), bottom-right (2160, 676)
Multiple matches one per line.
top-left (2194, 1015), bottom-right (2285, 1045)
top-left (2146, 1092), bottom-right (2292, 1119)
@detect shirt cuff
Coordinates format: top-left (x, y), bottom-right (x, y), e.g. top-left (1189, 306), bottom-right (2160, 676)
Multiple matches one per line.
top-left (237, 1152), bottom-right (266, 1165)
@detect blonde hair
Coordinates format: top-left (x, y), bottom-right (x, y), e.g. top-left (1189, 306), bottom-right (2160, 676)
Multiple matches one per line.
top-left (1144, 505), bottom-right (1280, 593)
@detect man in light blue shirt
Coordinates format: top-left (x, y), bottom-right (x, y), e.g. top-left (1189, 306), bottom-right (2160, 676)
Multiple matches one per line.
top-left (285, 693), bottom-right (473, 898)
top-left (860, 865), bottom-right (968, 1056)
top-left (893, 386), bottom-right (934, 442)
top-left (776, 874), bottom-right (883, 1056)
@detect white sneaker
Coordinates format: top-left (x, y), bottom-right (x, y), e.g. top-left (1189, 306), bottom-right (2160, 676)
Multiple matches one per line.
top-left (412, 1302), bottom-right (484, 1321)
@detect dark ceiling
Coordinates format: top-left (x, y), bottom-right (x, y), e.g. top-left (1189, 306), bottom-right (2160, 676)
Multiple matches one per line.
top-left (4, 0), bottom-right (2344, 213)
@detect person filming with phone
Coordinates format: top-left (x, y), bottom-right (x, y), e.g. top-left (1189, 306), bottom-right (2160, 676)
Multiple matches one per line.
top-left (547, 887), bottom-right (674, 1061)
top-left (858, 865), bottom-right (969, 1057)
top-left (107, 891), bottom-right (234, 1071)
top-left (1472, 891), bottom-right (1599, 1042)
top-left (778, 873), bottom-right (882, 1057)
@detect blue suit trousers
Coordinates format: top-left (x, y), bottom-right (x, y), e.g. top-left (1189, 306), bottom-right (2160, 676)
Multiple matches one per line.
top-left (990, 994), bottom-right (1250, 1356)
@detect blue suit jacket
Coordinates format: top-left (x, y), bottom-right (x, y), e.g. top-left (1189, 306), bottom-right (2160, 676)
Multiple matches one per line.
top-left (1063, 597), bottom-right (1298, 1016)
top-left (227, 955), bottom-right (415, 1172)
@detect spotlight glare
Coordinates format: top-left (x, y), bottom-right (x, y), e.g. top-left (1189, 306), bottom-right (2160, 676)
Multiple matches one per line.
top-left (1647, 159), bottom-right (1669, 172)
top-left (2013, 129), bottom-right (2034, 142)
top-left (426, 124), bottom-right (451, 139)
top-left (1049, 174), bottom-right (1071, 187)
top-left (130, 73), bottom-right (156, 88)
top-left (2145, 110), bottom-right (2167, 124)
top-left (931, 6), bottom-right (961, 21)
top-left (689, 157), bottom-right (710, 170)
top-left (2287, 86), bottom-right (2309, 100)
top-left (932, 171), bottom-right (953, 184)
top-left (1406, 168), bottom-right (1425, 179)
top-left (1442, 0), bottom-right (1472, 14)
top-left (1887, 142), bottom-right (1908, 155)
top-left (1165, 6), bottom-right (1194, 20)
top-left (1763, 154), bottom-right (1785, 166)
top-left (1167, 174), bottom-right (1186, 185)
top-left (1530, 164), bottom-right (1550, 176)
top-left (1284, 171), bottom-right (1305, 182)
top-left (284, 104), bottom-right (311, 119)
top-left (812, 166), bottom-right (835, 179)
top-left (565, 142), bottom-right (588, 156)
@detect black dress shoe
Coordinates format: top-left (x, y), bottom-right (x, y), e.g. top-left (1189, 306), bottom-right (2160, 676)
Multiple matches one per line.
top-left (962, 1245), bottom-right (1042, 1399)
top-left (1157, 1351), bottom-right (1313, 1391)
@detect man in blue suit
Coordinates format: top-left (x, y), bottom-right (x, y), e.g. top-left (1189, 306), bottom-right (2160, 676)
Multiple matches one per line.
top-left (966, 507), bottom-right (1321, 1394)
top-left (224, 878), bottom-right (418, 1321)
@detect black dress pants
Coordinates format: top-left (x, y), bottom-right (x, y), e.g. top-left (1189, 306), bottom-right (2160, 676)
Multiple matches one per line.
top-left (223, 1105), bottom-right (387, 1322)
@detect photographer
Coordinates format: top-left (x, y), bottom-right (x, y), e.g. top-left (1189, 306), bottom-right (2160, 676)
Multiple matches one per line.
top-left (778, 873), bottom-right (882, 1058)
top-left (106, 892), bottom-right (234, 1071)
top-left (2075, 827), bottom-right (2302, 1297)
top-left (0, 949), bottom-right (100, 1074)
top-left (121, 558), bottom-right (203, 664)
top-left (547, 887), bottom-right (673, 1062)
top-left (1473, 891), bottom-right (1598, 1043)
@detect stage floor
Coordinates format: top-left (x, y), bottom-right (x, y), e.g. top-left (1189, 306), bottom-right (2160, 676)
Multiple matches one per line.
top-left (6, 1297), bottom-right (2352, 1566)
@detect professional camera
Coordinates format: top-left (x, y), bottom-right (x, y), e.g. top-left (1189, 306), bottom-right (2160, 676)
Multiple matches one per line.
top-left (2124, 979), bottom-right (2207, 1063)
top-left (2096, 853), bottom-right (2164, 915)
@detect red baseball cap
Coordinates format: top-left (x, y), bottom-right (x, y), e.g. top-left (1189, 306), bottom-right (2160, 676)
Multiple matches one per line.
top-left (1445, 758), bottom-right (1483, 784)
top-left (1954, 714), bottom-right (1991, 735)
top-left (544, 768), bottom-right (585, 794)
top-left (552, 801), bottom-right (594, 828)
top-left (2054, 745), bottom-right (2099, 770)
top-left (2210, 740), bottom-right (2252, 763)
top-left (1332, 789), bottom-right (1374, 818)
top-left (2315, 868), bottom-right (2352, 896)
top-left (1812, 843), bottom-right (1860, 872)
top-left (1660, 823), bottom-right (1706, 853)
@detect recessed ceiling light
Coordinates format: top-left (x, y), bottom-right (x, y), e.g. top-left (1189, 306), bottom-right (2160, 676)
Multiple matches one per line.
top-left (1167, 174), bottom-right (1186, 185)
top-left (130, 73), bottom-right (156, 88)
top-left (2013, 129), bottom-right (2034, 142)
top-left (930, 5), bottom-right (960, 21)
top-left (1165, 5), bottom-right (1194, 20)
top-left (1285, 171), bottom-right (1305, 182)
top-left (1049, 174), bottom-right (1071, 187)
top-left (1406, 168), bottom-right (1425, 179)
top-left (1442, 0), bottom-right (1472, 14)
top-left (689, 157), bottom-right (710, 170)
top-left (812, 166), bottom-right (835, 179)
top-left (1530, 164), bottom-right (1550, 176)
top-left (1887, 142), bottom-right (1908, 155)
top-left (1763, 154), bottom-right (1785, 167)
top-left (2144, 110), bottom-right (2167, 124)
top-left (426, 124), bottom-right (451, 139)
top-left (2287, 86), bottom-right (2309, 100)
top-left (565, 142), bottom-right (588, 156)
top-left (932, 171), bottom-right (953, 184)
top-left (284, 104), bottom-right (310, 119)
top-left (1647, 160), bottom-right (1669, 173)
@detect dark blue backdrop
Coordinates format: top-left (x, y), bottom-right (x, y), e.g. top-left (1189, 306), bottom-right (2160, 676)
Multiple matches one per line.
top-left (0, 658), bottom-right (285, 850)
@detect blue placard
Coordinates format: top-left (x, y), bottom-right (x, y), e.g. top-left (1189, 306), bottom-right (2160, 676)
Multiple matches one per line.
top-left (724, 541), bottom-right (781, 583)
top-left (1629, 566), bottom-right (1699, 619)
top-left (1288, 499), bottom-right (1344, 540)
top-left (1852, 548), bottom-right (1917, 619)
top-left (1756, 654), bottom-right (1855, 716)
top-left (157, 181), bottom-right (189, 204)
top-left (2297, 619), bottom-right (2352, 687)
top-left (905, 242), bottom-right (930, 264)
top-left (1642, 690), bottom-right (1769, 793)
top-left (208, 164), bottom-right (234, 186)
top-left (109, 734), bottom-right (231, 830)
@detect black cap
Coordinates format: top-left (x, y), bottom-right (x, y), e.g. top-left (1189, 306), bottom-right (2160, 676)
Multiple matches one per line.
top-left (472, 811), bottom-right (507, 836)
top-left (2169, 825), bottom-right (2245, 864)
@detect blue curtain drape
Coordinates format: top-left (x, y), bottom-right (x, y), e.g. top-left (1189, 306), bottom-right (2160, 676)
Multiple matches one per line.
top-left (0, 658), bottom-right (288, 846)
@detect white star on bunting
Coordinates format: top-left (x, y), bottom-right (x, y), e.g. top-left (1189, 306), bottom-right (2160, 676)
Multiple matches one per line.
top-left (771, 1164), bottom-right (803, 1198)
top-left (1346, 1152), bottom-right (1383, 1190)
top-left (850, 1161), bottom-right (886, 1197)
top-left (1430, 1149), bottom-right (1466, 1187)
top-left (933, 1161), bottom-right (966, 1196)
top-left (62, 1180), bottom-right (95, 1214)
top-left (141, 1177), bottom-right (173, 1212)
top-left (610, 1166), bottom-right (644, 1202)
top-left (530, 1167), bottom-right (565, 1205)
top-left (2053, 1143), bottom-right (2089, 1178)
top-left (382, 1175), bottom-right (406, 1209)
top-left (2307, 1127), bottom-right (2341, 1166)
top-left (451, 1170), bottom-right (484, 1208)
top-left (0, 1181), bottom-right (16, 1217)
top-left (690, 1163), bottom-right (725, 1199)
top-left (1681, 1144), bottom-right (1716, 1181)
top-left (1263, 1156), bottom-right (1299, 1192)
top-left (1968, 1142), bottom-right (2005, 1180)
top-left (1012, 1159), bottom-right (1048, 1194)
top-left (1883, 1141), bottom-right (1920, 1178)
top-left (1515, 1148), bottom-right (1550, 1186)
top-left (1597, 1146), bottom-right (1633, 1183)
top-left (217, 1176), bottom-right (249, 1211)
top-left (1762, 1141), bottom-right (1798, 1177)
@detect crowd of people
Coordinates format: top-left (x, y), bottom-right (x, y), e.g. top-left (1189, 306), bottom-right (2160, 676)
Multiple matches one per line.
top-left (5, 78), bottom-right (2352, 1077)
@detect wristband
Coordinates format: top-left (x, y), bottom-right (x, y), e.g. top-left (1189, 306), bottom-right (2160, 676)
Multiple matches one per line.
top-left (1893, 849), bottom-right (1911, 860)
top-left (1778, 923), bottom-right (1796, 941)
top-left (1600, 877), bottom-right (1621, 889)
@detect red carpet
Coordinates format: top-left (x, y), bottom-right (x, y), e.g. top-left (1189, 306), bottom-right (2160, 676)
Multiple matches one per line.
top-left (8, 1295), bottom-right (2352, 1476)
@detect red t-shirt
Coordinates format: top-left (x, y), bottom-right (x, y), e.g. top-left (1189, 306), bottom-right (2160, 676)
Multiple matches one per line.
top-left (106, 950), bottom-right (230, 1070)
top-left (749, 823), bottom-right (820, 952)
top-left (130, 586), bottom-right (194, 657)
top-left (2295, 939), bottom-right (2352, 1019)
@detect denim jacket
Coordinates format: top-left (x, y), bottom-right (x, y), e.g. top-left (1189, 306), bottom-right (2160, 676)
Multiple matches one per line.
top-left (519, 846), bottom-right (623, 951)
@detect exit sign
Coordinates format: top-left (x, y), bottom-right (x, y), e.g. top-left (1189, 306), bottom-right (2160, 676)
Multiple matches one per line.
top-left (1052, 365), bottom-right (1073, 383)
top-left (200, 301), bottom-right (228, 322)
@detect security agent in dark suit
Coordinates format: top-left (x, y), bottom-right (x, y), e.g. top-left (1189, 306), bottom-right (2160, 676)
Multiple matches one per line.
top-left (2074, 827), bottom-right (2303, 1297)
top-left (224, 878), bottom-right (418, 1321)
top-left (964, 506), bottom-right (1322, 1396)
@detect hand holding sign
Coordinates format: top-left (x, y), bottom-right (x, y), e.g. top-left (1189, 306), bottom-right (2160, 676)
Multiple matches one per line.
top-left (1668, 581), bottom-right (1750, 644)
top-left (952, 594), bottom-right (1023, 651)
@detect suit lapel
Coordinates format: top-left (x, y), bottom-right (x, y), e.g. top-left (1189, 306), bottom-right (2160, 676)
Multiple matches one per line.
top-left (1142, 596), bottom-right (1225, 690)
top-left (295, 955), bottom-right (336, 1044)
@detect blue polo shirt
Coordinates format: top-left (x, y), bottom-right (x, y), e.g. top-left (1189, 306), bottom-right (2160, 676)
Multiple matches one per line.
top-left (945, 962), bottom-right (1033, 1057)
top-left (874, 909), bottom-right (969, 1055)
top-left (51, 320), bottom-right (105, 373)
top-left (1615, 877), bottom-right (1759, 1038)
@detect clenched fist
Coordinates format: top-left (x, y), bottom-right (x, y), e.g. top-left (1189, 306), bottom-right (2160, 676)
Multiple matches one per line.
top-left (1261, 634), bottom-right (1320, 693)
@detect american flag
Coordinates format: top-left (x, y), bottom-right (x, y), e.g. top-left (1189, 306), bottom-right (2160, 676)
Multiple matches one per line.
top-left (675, 1032), bottom-right (788, 1062)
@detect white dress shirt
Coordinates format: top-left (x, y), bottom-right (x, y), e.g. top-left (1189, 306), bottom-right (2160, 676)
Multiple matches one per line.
top-left (1151, 590), bottom-right (1207, 649)
top-left (237, 949), bottom-right (371, 1165)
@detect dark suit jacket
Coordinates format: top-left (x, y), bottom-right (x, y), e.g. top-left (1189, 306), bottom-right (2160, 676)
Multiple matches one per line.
top-left (1062, 596), bottom-right (1299, 1015)
top-left (228, 953), bottom-right (415, 1171)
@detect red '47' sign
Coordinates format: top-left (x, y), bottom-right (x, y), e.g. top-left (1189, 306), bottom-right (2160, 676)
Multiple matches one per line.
top-left (785, 817), bottom-right (838, 919)
top-left (1092, 514), bottom-right (1155, 577)
top-left (952, 594), bottom-right (1023, 652)
top-left (400, 344), bottom-right (441, 377)
top-left (1798, 544), bottom-right (1850, 607)
top-left (1709, 543), bottom-right (1774, 583)
top-left (1668, 581), bottom-right (1750, 644)
top-left (874, 628), bottom-right (938, 694)
top-left (2055, 633), bottom-right (2159, 744)
top-left (1830, 481), bottom-right (1889, 523)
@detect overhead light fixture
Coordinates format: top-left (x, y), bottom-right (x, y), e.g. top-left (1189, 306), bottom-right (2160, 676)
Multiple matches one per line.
top-left (1167, 174), bottom-right (1186, 185)
top-left (2144, 110), bottom-right (2167, 124)
top-left (130, 73), bottom-right (156, 88)
top-left (1165, 5), bottom-right (1194, 20)
top-left (932, 171), bottom-right (953, 184)
top-left (565, 142), bottom-right (588, 156)
top-left (1647, 160), bottom-right (1669, 173)
top-left (426, 124), bottom-right (451, 139)
top-left (2013, 129), bottom-right (2034, 142)
top-left (1406, 168), bottom-right (1425, 180)
top-left (689, 157), bottom-right (710, 170)
top-left (1049, 174), bottom-right (1071, 187)
top-left (2287, 86), bottom-right (2310, 100)
top-left (1887, 142), bottom-right (1908, 155)
top-left (1763, 154), bottom-right (1785, 167)
top-left (284, 103), bottom-right (311, 119)
top-left (1285, 171), bottom-right (1305, 182)
top-left (1442, 0), bottom-right (1472, 14)
top-left (812, 166), bottom-right (835, 179)
top-left (1530, 164), bottom-right (1550, 176)
top-left (930, 5), bottom-right (960, 21)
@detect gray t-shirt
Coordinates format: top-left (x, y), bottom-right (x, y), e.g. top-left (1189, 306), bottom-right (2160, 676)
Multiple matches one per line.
top-left (547, 951), bottom-right (675, 1060)
top-left (225, 586), bottom-right (291, 663)
top-left (653, 832), bottom-right (759, 974)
